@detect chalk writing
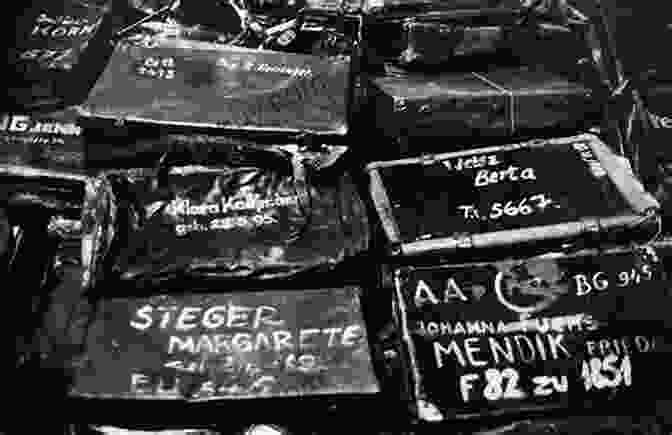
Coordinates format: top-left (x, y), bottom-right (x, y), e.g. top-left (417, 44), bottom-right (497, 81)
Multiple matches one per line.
top-left (458, 193), bottom-right (558, 221)
top-left (473, 165), bottom-right (537, 187)
top-left (574, 265), bottom-right (653, 296)
top-left (167, 194), bottom-right (302, 217)
top-left (418, 314), bottom-right (599, 337)
top-left (164, 351), bottom-right (326, 376)
top-left (649, 112), bottom-right (672, 129)
top-left (18, 48), bottom-right (74, 68)
top-left (130, 371), bottom-right (278, 398)
top-left (434, 333), bottom-right (572, 368)
top-left (34, 13), bottom-right (98, 28)
top-left (582, 354), bottom-right (632, 391)
top-left (166, 193), bottom-right (302, 236)
top-left (411, 263), bottom-right (654, 310)
top-left (136, 56), bottom-right (176, 80)
top-left (131, 304), bottom-right (284, 331)
top-left (216, 57), bottom-right (313, 78)
top-left (585, 336), bottom-right (655, 357)
top-left (0, 114), bottom-right (81, 136)
top-left (532, 375), bottom-right (568, 397)
top-left (460, 368), bottom-right (569, 402)
top-left (31, 17), bottom-right (102, 39)
top-left (442, 154), bottom-right (501, 172)
top-left (165, 325), bottom-right (363, 355)
top-left (446, 335), bottom-right (654, 403)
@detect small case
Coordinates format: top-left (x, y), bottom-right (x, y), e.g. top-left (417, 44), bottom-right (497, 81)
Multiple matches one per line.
top-left (388, 244), bottom-right (672, 422)
top-left (366, 133), bottom-right (660, 257)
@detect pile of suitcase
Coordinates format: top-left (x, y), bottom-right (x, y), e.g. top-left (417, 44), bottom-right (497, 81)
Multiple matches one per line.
top-left (4, 0), bottom-right (672, 434)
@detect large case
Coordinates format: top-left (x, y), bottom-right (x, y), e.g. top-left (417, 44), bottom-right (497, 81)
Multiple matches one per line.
top-left (388, 244), bottom-right (672, 422)
top-left (369, 66), bottom-right (601, 144)
top-left (77, 37), bottom-right (352, 137)
top-left (366, 133), bottom-right (660, 257)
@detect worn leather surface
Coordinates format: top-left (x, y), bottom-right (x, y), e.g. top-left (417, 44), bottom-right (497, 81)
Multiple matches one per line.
top-left (81, 143), bottom-right (369, 288)
top-left (7, 0), bottom-right (116, 110)
top-left (371, 66), bottom-right (599, 144)
top-left (80, 38), bottom-right (351, 135)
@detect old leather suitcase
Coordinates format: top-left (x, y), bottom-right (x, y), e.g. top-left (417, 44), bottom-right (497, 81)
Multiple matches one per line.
top-left (77, 37), bottom-right (352, 137)
top-left (364, 3), bottom-right (591, 68)
top-left (369, 65), bottom-right (601, 146)
top-left (386, 244), bottom-right (672, 422)
top-left (366, 133), bottom-right (660, 258)
top-left (0, 164), bottom-right (86, 373)
top-left (8, 0), bottom-right (115, 110)
top-left (79, 135), bottom-right (369, 287)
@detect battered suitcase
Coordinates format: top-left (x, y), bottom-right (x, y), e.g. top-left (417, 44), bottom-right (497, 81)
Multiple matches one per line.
top-left (77, 38), bottom-right (352, 137)
top-left (80, 135), bottom-right (369, 288)
top-left (364, 3), bottom-right (591, 69)
top-left (8, 0), bottom-right (115, 110)
top-left (48, 137), bottom-right (381, 429)
top-left (387, 244), bottom-right (672, 422)
top-left (369, 65), bottom-right (601, 146)
top-left (366, 133), bottom-right (660, 258)
top-left (0, 165), bottom-right (86, 372)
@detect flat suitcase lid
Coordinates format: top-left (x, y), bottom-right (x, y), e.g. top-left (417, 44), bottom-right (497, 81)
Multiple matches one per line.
top-left (78, 39), bottom-right (350, 135)
top-left (392, 246), bottom-right (670, 420)
top-left (372, 67), bottom-right (591, 101)
top-left (366, 134), bottom-right (659, 256)
top-left (66, 286), bottom-right (380, 400)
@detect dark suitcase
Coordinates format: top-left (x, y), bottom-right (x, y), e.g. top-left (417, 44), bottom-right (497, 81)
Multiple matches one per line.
top-left (0, 107), bottom-right (85, 173)
top-left (364, 4), bottom-right (591, 68)
top-left (8, 0), bottom-right (115, 110)
top-left (0, 165), bottom-right (86, 372)
top-left (62, 285), bottom-right (380, 401)
top-left (80, 135), bottom-right (369, 288)
top-left (366, 133), bottom-right (659, 257)
top-left (369, 65), bottom-right (600, 145)
top-left (77, 38), bottom-right (352, 136)
top-left (387, 244), bottom-right (672, 422)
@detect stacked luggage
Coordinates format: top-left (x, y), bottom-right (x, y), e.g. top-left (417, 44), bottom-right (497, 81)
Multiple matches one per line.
top-left (4, 0), bottom-right (672, 434)
top-left (358, 0), bottom-right (672, 433)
